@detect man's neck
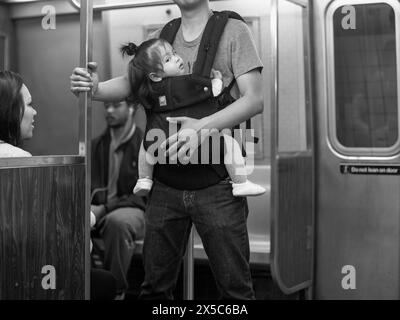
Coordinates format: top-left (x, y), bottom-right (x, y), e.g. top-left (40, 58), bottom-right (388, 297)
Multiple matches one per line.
top-left (180, 2), bottom-right (211, 42)
top-left (110, 116), bottom-right (133, 141)
top-left (111, 126), bottom-right (124, 141)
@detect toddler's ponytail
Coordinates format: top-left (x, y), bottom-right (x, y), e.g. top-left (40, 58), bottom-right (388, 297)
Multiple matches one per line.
top-left (121, 42), bottom-right (138, 56)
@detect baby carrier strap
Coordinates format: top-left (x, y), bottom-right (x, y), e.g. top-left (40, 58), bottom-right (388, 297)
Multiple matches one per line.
top-left (194, 11), bottom-right (244, 77)
top-left (159, 17), bottom-right (181, 44)
top-left (193, 11), bottom-right (243, 77)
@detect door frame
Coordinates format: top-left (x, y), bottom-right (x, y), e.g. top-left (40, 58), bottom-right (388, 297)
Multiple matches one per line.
top-left (269, 0), bottom-right (316, 295)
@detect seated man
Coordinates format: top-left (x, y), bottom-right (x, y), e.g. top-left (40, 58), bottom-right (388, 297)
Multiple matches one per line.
top-left (91, 99), bottom-right (145, 299)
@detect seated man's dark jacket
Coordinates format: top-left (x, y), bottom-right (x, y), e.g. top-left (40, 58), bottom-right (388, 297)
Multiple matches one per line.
top-left (91, 127), bottom-right (146, 213)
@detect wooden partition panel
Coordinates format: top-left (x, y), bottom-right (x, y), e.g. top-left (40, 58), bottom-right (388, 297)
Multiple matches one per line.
top-left (0, 165), bottom-right (85, 300)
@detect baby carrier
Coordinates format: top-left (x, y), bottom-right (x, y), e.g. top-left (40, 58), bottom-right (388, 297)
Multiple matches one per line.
top-left (143, 11), bottom-right (258, 190)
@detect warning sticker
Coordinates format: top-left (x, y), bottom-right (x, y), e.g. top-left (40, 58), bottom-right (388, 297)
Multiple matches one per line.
top-left (340, 164), bottom-right (400, 175)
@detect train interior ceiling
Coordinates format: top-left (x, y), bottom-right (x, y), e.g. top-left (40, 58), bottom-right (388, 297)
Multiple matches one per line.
top-left (1, 0), bottom-right (399, 300)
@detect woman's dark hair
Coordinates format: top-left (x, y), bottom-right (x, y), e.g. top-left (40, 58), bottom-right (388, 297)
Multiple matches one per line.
top-left (0, 70), bottom-right (25, 146)
top-left (120, 38), bottom-right (169, 109)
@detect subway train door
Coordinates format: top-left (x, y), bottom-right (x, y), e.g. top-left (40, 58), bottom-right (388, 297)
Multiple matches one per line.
top-left (0, 2), bottom-right (92, 299)
top-left (270, 0), bottom-right (315, 295)
top-left (314, 0), bottom-right (400, 299)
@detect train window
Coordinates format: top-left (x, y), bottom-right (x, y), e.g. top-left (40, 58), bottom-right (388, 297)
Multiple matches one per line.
top-left (329, 2), bottom-right (399, 154)
top-left (278, 0), bottom-right (307, 153)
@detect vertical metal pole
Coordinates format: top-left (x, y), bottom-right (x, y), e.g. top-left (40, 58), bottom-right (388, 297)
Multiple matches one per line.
top-left (269, 0), bottom-right (280, 284)
top-left (79, 0), bottom-right (93, 300)
top-left (270, 0), bottom-right (279, 153)
top-left (302, 2), bottom-right (313, 152)
top-left (183, 227), bottom-right (194, 300)
top-left (302, 0), bottom-right (315, 299)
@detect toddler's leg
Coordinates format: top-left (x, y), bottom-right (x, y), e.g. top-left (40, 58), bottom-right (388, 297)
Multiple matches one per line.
top-left (223, 134), bottom-right (247, 184)
top-left (133, 141), bottom-right (154, 196)
top-left (223, 134), bottom-right (267, 197)
top-left (138, 140), bottom-right (155, 179)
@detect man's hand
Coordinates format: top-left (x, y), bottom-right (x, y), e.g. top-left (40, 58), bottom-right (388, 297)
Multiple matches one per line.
top-left (70, 62), bottom-right (99, 97)
top-left (91, 204), bottom-right (106, 223)
top-left (160, 116), bottom-right (214, 163)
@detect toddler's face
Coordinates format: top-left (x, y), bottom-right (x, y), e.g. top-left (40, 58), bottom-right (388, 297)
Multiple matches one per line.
top-left (159, 43), bottom-right (185, 78)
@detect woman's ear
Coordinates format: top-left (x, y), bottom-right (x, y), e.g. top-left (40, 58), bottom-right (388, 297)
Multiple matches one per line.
top-left (149, 72), bottom-right (162, 82)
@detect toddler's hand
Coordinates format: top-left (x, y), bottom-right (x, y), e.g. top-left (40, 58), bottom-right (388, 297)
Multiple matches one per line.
top-left (211, 69), bottom-right (222, 80)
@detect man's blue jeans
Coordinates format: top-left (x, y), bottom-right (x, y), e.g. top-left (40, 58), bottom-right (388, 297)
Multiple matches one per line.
top-left (140, 178), bottom-right (255, 300)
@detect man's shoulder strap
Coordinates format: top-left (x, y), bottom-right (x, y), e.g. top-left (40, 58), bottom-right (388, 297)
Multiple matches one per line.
top-left (159, 17), bottom-right (182, 44)
top-left (194, 11), bottom-right (244, 77)
top-left (160, 11), bottom-right (244, 77)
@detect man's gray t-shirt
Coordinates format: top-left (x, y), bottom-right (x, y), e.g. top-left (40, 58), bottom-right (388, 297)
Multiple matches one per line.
top-left (147, 11), bottom-right (263, 100)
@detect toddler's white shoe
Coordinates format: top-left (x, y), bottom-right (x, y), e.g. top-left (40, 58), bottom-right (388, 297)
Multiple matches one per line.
top-left (232, 180), bottom-right (267, 197)
top-left (133, 178), bottom-right (153, 196)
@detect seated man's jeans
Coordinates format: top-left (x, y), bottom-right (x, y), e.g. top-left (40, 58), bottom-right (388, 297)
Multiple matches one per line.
top-left (140, 179), bottom-right (255, 300)
top-left (97, 207), bottom-right (145, 293)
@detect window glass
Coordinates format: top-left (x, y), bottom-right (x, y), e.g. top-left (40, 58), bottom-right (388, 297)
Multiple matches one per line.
top-left (333, 3), bottom-right (398, 148)
top-left (278, 0), bottom-right (307, 152)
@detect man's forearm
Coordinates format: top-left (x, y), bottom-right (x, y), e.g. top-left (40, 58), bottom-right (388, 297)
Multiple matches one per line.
top-left (93, 75), bottom-right (131, 102)
top-left (201, 93), bottom-right (263, 131)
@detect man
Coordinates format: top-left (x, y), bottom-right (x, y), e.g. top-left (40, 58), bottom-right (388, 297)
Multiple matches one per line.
top-left (71, 0), bottom-right (263, 299)
top-left (91, 100), bottom-right (145, 299)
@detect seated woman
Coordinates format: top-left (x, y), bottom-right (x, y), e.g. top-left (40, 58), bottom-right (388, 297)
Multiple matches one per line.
top-left (0, 70), bottom-right (36, 157)
top-left (0, 70), bottom-right (117, 300)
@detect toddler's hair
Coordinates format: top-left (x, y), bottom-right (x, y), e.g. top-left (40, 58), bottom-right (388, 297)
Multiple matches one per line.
top-left (120, 38), bottom-right (170, 109)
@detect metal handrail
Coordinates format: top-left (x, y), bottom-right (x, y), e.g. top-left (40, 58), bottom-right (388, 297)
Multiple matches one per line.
top-left (79, 0), bottom-right (93, 300)
top-left (269, 0), bottom-right (279, 296)
top-left (284, 0), bottom-right (308, 8)
top-left (183, 228), bottom-right (194, 300)
top-left (0, 156), bottom-right (85, 168)
top-left (69, 0), bottom-right (224, 11)
top-left (2, 0), bottom-right (39, 3)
